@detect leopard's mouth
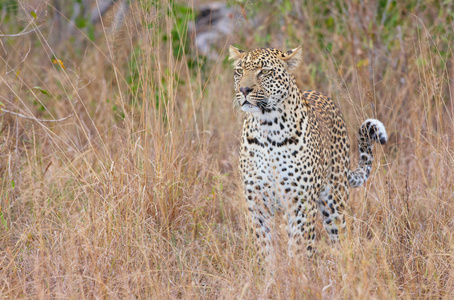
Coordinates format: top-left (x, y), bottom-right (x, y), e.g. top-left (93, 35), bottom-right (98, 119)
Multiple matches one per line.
top-left (242, 100), bottom-right (255, 107)
top-left (241, 100), bottom-right (261, 113)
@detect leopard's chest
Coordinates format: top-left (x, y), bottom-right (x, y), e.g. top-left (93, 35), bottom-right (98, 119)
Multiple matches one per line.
top-left (241, 125), bottom-right (307, 209)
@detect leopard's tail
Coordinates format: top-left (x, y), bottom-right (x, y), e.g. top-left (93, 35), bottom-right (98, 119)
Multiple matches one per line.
top-left (348, 119), bottom-right (387, 188)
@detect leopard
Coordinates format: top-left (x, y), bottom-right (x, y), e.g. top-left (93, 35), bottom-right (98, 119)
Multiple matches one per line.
top-left (229, 45), bottom-right (387, 260)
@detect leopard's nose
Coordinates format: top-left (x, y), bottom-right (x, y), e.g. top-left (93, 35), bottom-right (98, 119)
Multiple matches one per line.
top-left (240, 86), bottom-right (253, 97)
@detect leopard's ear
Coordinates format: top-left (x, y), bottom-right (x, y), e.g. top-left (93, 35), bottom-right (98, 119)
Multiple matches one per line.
top-left (282, 46), bottom-right (303, 71)
top-left (229, 45), bottom-right (245, 65)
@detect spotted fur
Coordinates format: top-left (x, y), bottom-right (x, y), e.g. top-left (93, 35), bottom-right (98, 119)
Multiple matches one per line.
top-left (229, 46), bottom-right (387, 260)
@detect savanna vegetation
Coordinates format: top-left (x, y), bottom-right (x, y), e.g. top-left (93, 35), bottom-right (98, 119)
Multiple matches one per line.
top-left (1, 0), bottom-right (454, 298)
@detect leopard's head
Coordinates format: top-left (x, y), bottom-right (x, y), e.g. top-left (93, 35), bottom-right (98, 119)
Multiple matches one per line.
top-left (229, 46), bottom-right (302, 114)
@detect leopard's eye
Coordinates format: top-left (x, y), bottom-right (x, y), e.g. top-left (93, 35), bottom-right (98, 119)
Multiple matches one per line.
top-left (235, 68), bottom-right (243, 76)
top-left (260, 69), bottom-right (272, 76)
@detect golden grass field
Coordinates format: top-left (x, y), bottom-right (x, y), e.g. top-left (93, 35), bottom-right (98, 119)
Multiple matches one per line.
top-left (1, 0), bottom-right (454, 298)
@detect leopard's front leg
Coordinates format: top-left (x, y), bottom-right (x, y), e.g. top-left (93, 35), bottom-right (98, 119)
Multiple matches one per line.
top-left (240, 138), bottom-right (277, 264)
top-left (286, 186), bottom-right (318, 257)
top-left (245, 185), bottom-right (275, 264)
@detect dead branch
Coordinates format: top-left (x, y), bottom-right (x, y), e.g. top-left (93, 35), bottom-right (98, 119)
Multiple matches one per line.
top-left (0, 109), bottom-right (74, 123)
top-left (0, 24), bottom-right (42, 37)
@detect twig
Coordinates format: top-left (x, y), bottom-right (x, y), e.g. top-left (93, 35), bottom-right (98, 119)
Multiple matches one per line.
top-left (0, 25), bottom-right (42, 37)
top-left (0, 109), bottom-right (73, 122)
top-left (77, 78), bottom-right (95, 91)
top-left (6, 42), bottom-right (32, 75)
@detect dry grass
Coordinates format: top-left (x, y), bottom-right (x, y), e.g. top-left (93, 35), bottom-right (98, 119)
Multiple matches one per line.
top-left (1, 0), bottom-right (454, 298)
